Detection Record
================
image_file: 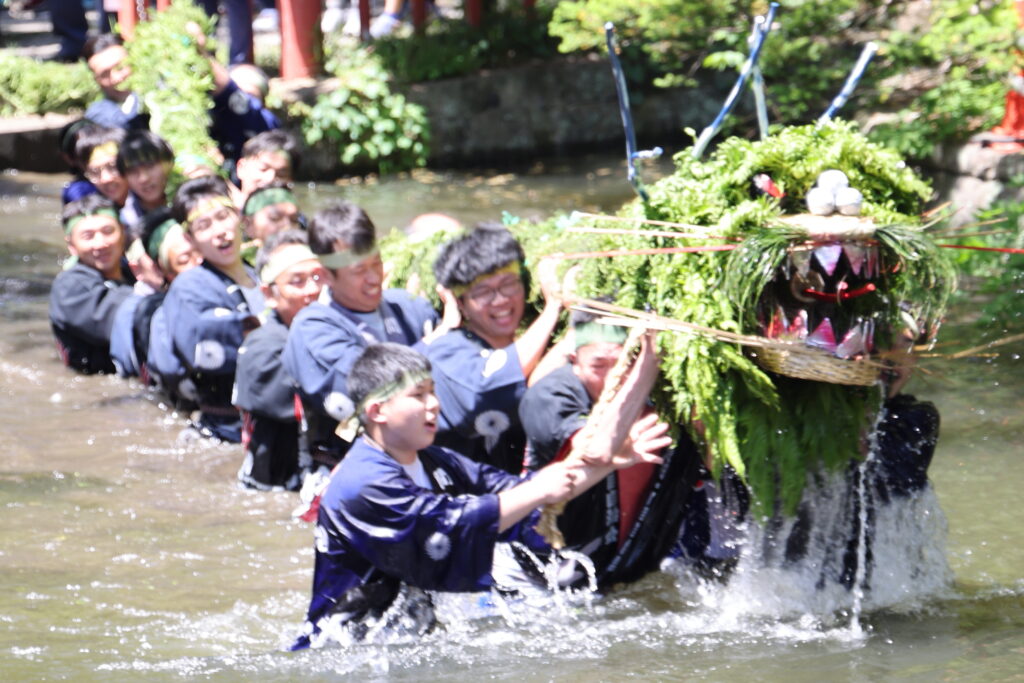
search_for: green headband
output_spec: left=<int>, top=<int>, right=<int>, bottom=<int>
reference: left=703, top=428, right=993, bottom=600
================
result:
left=243, top=187, right=298, bottom=217
left=317, top=246, right=379, bottom=271
left=145, top=217, right=180, bottom=262
left=64, top=207, right=120, bottom=235
left=260, top=243, right=318, bottom=284
left=574, top=320, right=629, bottom=350
left=335, top=368, right=432, bottom=441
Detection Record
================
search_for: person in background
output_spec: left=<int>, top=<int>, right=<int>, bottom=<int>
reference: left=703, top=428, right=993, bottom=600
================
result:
left=420, top=224, right=567, bottom=474
left=283, top=201, right=439, bottom=471
left=58, top=118, right=100, bottom=205
left=49, top=195, right=136, bottom=374
left=162, top=176, right=263, bottom=442
left=234, top=230, right=326, bottom=490
left=242, top=182, right=303, bottom=243
left=75, top=125, right=130, bottom=216
left=82, top=33, right=145, bottom=130
left=234, top=130, right=297, bottom=205
left=116, top=129, right=175, bottom=239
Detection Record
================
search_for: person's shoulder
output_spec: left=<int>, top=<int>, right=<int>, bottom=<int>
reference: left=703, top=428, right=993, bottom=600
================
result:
left=240, top=314, right=287, bottom=350
left=329, top=440, right=401, bottom=499
left=290, top=300, right=357, bottom=334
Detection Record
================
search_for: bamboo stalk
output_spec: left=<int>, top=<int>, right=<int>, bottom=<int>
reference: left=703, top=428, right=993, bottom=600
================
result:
left=552, top=244, right=736, bottom=261
left=947, top=332, right=1024, bottom=360
left=571, top=211, right=728, bottom=235
left=566, top=225, right=733, bottom=241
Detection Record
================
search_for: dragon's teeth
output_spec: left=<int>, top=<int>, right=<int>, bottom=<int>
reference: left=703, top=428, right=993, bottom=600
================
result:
left=813, top=244, right=843, bottom=276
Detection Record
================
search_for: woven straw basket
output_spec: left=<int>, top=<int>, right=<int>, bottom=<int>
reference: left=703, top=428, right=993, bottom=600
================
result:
left=752, top=345, right=882, bottom=386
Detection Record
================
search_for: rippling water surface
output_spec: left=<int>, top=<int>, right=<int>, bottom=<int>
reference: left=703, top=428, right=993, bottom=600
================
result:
left=1, top=163, right=1022, bottom=681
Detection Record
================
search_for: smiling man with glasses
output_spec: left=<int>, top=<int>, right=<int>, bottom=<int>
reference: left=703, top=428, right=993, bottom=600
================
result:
left=420, top=224, right=568, bottom=474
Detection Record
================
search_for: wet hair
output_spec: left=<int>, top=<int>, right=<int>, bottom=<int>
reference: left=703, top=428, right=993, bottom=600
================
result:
left=239, top=129, right=300, bottom=174
left=58, top=118, right=96, bottom=170
left=347, top=342, right=432, bottom=414
left=255, top=229, right=309, bottom=281
left=307, top=200, right=376, bottom=256
left=74, top=124, right=126, bottom=169
left=116, top=129, right=174, bottom=174
left=171, top=175, right=233, bottom=225
left=62, top=193, right=121, bottom=229
left=82, top=32, right=123, bottom=61
left=433, top=223, right=526, bottom=291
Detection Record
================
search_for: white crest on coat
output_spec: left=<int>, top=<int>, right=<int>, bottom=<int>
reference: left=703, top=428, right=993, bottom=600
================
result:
left=482, top=349, right=507, bottom=378
left=425, top=531, right=451, bottom=561
left=475, top=409, right=510, bottom=452
left=323, top=391, right=355, bottom=422
left=194, top=339, right=226, bottom=369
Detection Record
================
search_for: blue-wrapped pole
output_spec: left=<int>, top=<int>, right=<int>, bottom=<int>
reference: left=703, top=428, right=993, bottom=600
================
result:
left=819, top=42, right=879, bottom=124
left=750, top=15, right=770, bottom=139
left=605, top=22, right=662, bottom=202
left=692, top=2, right=779, bottom=159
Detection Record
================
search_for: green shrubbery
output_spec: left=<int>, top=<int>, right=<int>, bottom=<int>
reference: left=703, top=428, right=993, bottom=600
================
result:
left=0, top=55, right=98, bottom=116
left=288, top=46, right=430, bottom=174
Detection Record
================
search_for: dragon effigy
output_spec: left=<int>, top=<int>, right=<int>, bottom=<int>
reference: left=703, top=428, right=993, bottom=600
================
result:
left=381, top=120, right=957, bottom=591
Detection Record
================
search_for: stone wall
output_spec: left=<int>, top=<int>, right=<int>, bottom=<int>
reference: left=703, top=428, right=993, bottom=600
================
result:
left=929, top=142, right=1024, bottom=227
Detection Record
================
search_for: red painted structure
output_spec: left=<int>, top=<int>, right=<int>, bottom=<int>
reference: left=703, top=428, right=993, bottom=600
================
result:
left=987, top=0, right=1024, bottom=152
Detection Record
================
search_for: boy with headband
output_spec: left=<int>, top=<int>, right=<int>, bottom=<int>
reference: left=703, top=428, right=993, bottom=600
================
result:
left=283, top=201, right=439, bottom=471
left=291, top=340, right=671, bottom=649
left=519, top=308, right=704, bottom=589
left=49, top=195, right=136, bottom=374
left=234, top=231, right=326, bottom=490
left=162, top=176, right=264, bottom=441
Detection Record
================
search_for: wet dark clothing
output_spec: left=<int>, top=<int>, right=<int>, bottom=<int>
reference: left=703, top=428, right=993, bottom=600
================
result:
left=291, top=437, right=546, bottom=651
left=84, top=94, right=145, bottom=130
left=520, top=363, right=701, bottom=588
left=283, top=290, right=438, bottom=468
left=234, top=311, right=308, bottom=490
left=49, top=260, right=135, bottom=374
left=161, top=262, right=263, bottom=442
left=418, top=329, right=527, bottom=475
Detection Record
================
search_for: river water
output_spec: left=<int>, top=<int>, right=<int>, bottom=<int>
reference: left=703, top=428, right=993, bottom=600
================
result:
left=1, top=161, right=1022, bottom=681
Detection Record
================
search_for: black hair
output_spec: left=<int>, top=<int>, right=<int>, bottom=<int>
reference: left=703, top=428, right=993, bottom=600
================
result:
left=62, top=193, right=120, bottom=229
left=58, top=118, right=95, bottom=170
left=570, top=296, right=615, bottom=328
left=433, top=223, right=525, bottom=291
left=255, top=229, right=310, bottom=283
left=74, top=124, right=125, bottom=169
left=347, top=343, right=432, bottom=419
left=240, top=129, right=300, bottom=175
left=82, top=32, right=123, bottom=61
left=171, top=175, right=233, bottom=225
left=307, top=200, right=376, bottom=256
left=116, top=129, right=174, bottom=174
left=139, top=206, right=175, bottom=254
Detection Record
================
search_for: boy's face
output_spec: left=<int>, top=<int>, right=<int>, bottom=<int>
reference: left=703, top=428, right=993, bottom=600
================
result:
left=263, top=248, right=326, bottom=326
left=374, top=377, right=440, bottom=454
left=85, top=146, right=129, bottom=205
left=247, top=201, right=300, bottom=242
left=572, top=341, right=623, bottom=402
left=66, top=214, right=124, bottom=279
left=328, top=246, right=384, bottom=313
left=126, top=161, right=170, bottom=208
left=163, top=230, right=202, bottom=281
left=236, top=151, right=291, bottom=195
left=185, top=196, right=242, bottom=270
left=458, top=270, right=525, bottom=346
left=87, top=45, right=131, bottom=101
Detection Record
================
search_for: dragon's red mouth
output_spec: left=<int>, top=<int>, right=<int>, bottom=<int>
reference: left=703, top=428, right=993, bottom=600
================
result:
left=760, top=240, right=882, bottom=360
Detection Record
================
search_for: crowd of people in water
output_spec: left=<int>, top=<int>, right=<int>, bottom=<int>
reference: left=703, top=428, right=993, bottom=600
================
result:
left=46, top=23, right=953, bottom=650
left=45, top=25, right=746, bottom=649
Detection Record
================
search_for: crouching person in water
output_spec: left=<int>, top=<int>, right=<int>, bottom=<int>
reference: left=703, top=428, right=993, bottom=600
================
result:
left=162, top=176, right=264, bottom=441
left=291, top=341, right=670, bottom=650
left=234, top=231, right=326, bottom=490
left=49, top=195, right=137, bottom=374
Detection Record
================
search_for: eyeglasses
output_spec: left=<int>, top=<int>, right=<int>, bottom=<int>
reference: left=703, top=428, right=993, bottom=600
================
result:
left=466, top=276, right=523, bottom=304
left=84, top=162, right=119, bottom=182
